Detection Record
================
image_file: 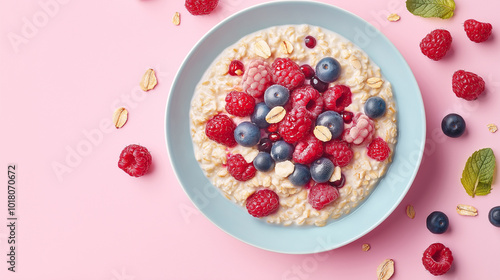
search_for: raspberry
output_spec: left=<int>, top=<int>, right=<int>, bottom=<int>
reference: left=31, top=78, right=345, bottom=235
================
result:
left=118, top=144, right=152, bottom=177
left=420, top=29, right=452, bottom=61
left=279, top=106, right=314, bottom=144
left=293, top=134, right=324, bottom=165
left=205, top=114, right=237, bottom=147
left=367, top=137, right=390, bottom=161
left=308, top=183, right=340, bottom=210
left=185, top=0, right=218, bottom=15
left=241, top=59, right=273, bottom=98
left=227, top=154, right=256, bottom=181
left=246, top=189, right=279, bottom=217
left=325, top=140, right=353, bottom=167
left=225, top=91, right=255, bottom=117
left=291, top=85, right=324, bottom=118
left=464, top=19, right=492, bottom=43
left=343, top=113, right=374, bottom=145
left=271, top=58, right=305, bottom=91
left=452, top=70, right=485, bottom=101
left=422, top=243, right=453, bottom=276
left=323, top=85, right=352, bottom=112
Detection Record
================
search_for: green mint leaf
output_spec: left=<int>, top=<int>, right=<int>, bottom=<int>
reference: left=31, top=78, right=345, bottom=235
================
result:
left=460, top=148, right=495, bottom=197
left=406, top=0, right=456, bottom=19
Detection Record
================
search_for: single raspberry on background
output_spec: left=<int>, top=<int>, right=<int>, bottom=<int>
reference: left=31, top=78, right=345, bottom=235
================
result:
left=205, top=114, right=237, bottom=147
left=323, top=85, right=352, bottom=112
left=343, top=113, right=375, bottom=145
left=293, top=134, right=324, bottom=165
left=291, top=85, right=324, bottom=118
left=325, top=140, right=353, bottom=167
left=185, top=0, right=218, bottom=15
left=246, top=189, right=280, bottom=217
left=308, top=183, right=340, bottom=210
left=271, top=58, right=305, bottom=90
left=464, top=19, right=492, bottom=43
left=452, top=70, right=485, bottom=101
left=419, top=29, right=452, bottom=61
left=118, top=144, right=152, bottom=177
left=227, top=154, right=256, bottom=181
left=225, top=91, right=255, bottom=117
left=367, top=137, right=391, bottom=161
left=241, top=59, right=273, bottom=98
left=422, top=243, right=453, bottom=276
left=279, top=106, right=314, bottom=144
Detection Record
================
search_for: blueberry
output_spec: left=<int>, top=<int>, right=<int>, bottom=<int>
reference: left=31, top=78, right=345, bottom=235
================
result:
left=270, top=140, right=294, bottom=162
left=441, top=113, right=466, bottom=138
left=253, top=152, right=275, bottom=172
left=234, top=122, right=260, bottom=147
left=489, top=206, right=500, bottom=227
left=364, top=96, right=386, bottom=119
left=315, top=57, right=341, bottom=83
left=288, top=164, right=311, bottom=186
left=426, top=211, right=449, bottom=234
left=310, top=76, right=329, bottom=93
left=316, top=111, right=344, bottom=139
left=251, top=102, right=271, bottom=129
left=310, top=157, right=334, bottom=183
left=264, top=85, right=290, bottom=108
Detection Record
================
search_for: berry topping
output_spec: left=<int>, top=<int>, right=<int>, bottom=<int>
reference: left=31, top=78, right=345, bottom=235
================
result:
left=325, top=140, right=353, bottom=167
left=228, top=60, right=244, bottom=76
left=279, top=106, right=314, bottom=143
left=251, top=102, right=271, bottom=129
left=291, top=85, right=324, bottom=118
left=293, top=134, right=324, bottom=165
left=364, top=96, right=386, bottom=119
left=422, top=243, right=453, bottom=276
left=205, top=114, right=237, bottom=147
left=246, top=189, right=279, bottom=217
left=264, top=84, right=290, bottom=108
left=288, top=164, right=312, bottom=187
left=330, top=173, right=345, bottom=188
left=452, top=70, right=485, bottom=101
left=300, top=64, right=315, bottom=79
left=225, top=90, right=255, bottom=117
left=271, top=57, right=306, bottom=90
left=304, top=35, right=317, bottom=48
left=310, top=157, right=335, bottom=183
left=266, top=123, right=279, bottom=133
left=268, top=132, right=281, bottom=142
left=185, top=0, right=218, bottom=15
left=241, top=59, right=273, bottom=98
left=227, top=154, right=257, bottom=181
left=253, top=152, right=275, bottom=172
left=367, top=137, right=390, bottom=161
left=343, top=113, right=375, bottom=145
left=323, top=85, right=352, bottom=113
left=310, top=76, right=329, bottom=93
left=315, top=57, right=341, bottom=83
left=316, top=111, right=344, bottom=140
left=234, top=121, right=261, bottom=147
left=118, top=144, right=152, bottom=177
left=420, top=29, right=452, bottom=61
left=270, top=140, right=294, bottom=162
left=308, top=183, right=339, bottom=210
left=426, top=211, right=449, bottom=234
left=464, top=19, right=492, bottom=43
left=257, top=138, right=273, bottom=153
left=441, top=113, right=466, bottom=138
left=489, top=206, right=500, bottom=227
left=341, top=111, right=354, bottom=124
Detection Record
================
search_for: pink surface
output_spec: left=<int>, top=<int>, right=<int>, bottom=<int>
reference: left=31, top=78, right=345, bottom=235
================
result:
left=1, top=0, right=499, bottom=279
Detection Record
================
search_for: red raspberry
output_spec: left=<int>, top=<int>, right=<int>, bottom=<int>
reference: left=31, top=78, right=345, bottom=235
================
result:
left=293, top=134, right=324, bottom=165
left=227, top=154, right=256, bottom=181
left=367, top=137, right=390, bottom=161
left=271, top=58, right=305, bottom=90
left=241, top=59, right=273, bottom=98
left=118, top=144, right=152, bottom=177
left=291, top=85, right=324, bottom=118
left=343, top=113, right=374, bottom=145
left=225, top=91, right=255, bottom=117
left=308, top=183, right=340, bottom=210
left=279, top=106, right=314, bottom=143
left=323, top=85, right=352, bottom=112
left=452, top=70, right=485, bottom=101
left=422, top=243, right=453, bottom=276
left=420, top=29, right=452, bottom=61
left=205, top=114, right=237, bottom=147
left=185, top=0, right=218, bottom=15
left=464, top=19, right=492, bottom=43
left=325, top=140, right=353, bottom=167
left=228, top=60, right=244, bottom=76
left=246, top=189, right=280, bottom=217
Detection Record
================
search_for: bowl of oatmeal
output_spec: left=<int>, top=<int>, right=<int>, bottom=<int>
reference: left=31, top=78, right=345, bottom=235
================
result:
left=166, top=1, right=425, bottom=254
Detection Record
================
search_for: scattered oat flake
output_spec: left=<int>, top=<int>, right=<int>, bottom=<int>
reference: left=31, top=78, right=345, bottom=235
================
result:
left=487, top=124, right=498, bottom=133
left=377, top=259, right=395, bottom=280
left=406, top=204, right=415, bottom=219
left=387, top=13, right=400, bottom=22
left=362, top=243, right=371, bottom=251
left=140, top=69, right=158, bottom=91
left=112, top=107, right=128, bottom=129
left=456, top=204, right=478, bottom=216
left=172, top=12, right=180, bottom=26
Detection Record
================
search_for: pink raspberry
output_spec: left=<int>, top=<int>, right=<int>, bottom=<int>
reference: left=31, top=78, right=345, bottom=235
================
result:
left=323, top=85, right=352, bottom=112
left=225, top=90, right=255, bottom=117
left=271, top=58, right=305, bottom=90
left=291, top=85, right=324, bottom=118
left=241, top=59, right=273, bottom=98
left=246, top=189, right=280, bottom=217
left=308, top=183, right=340, bottom=210
left=118, top=144, right=152, bottom=177
left=293, top=134, right=324, bottom=165
left=325, top=140, right=353, bottom=167
left=205, top=114, right=237, bottom=147
left=279, top=107, right=314, bottom=144
left=343, top=113, right=374, bottom=145
left=367, top=137, right=391, bottom=161
left=227, top=154, right=256, bottom=181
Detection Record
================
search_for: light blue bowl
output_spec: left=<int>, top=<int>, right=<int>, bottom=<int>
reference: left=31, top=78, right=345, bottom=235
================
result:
left=166, top=1, right=425, bottom=254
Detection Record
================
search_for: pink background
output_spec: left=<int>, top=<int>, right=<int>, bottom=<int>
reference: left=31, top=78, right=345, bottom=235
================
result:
left=1, top=0, right=499, bottom=279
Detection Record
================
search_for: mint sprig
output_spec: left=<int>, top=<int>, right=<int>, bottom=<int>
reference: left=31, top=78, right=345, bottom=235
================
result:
left=406, top=0, right=456, bottom=19
left=461, top=148, right=496, bottom=197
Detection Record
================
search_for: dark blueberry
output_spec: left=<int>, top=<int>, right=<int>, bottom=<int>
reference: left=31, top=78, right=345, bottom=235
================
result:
left=264, top=84, right=290, bottom=108
left=316, top=111, right=344, bottom=139
left=304, top=35, right=316, bottom=48
left=310, top=157, right=335, bottom=183
left=489, top=206, right=500, bottom=227
left=300, top=64, right=315, bottom=79
left=364, top=96, right=386, bottom=119
left=441, top=113, right=466, bottom=138
left=234, top=122, right=260, bottom=147
left=251, top=102, right=271, bottom=129
left=315, top=57, right=341, bottom=83
left=426, top=211, right=449, bottom=234
left=270, top=140, right=294, bottom=162
left=288, top=164, right=311, bottom=187
left=253, top=152, right=275, bottom=172
left=257, top=138, right=273, bottom=153
left=330, top=173, right=345, bottom=188
left=310, top=76, right=329, bottom=93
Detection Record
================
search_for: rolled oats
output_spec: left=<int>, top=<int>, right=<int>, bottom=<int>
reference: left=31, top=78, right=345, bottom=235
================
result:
left=112, top=107, right=128, bottom=129
left=456, top=204, right=478, bottom=216
left=387, top=13, right=400, bottom=22
left=172, top=12, right=180, bottom=26
left=140, top=69, right=158, bottom=91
